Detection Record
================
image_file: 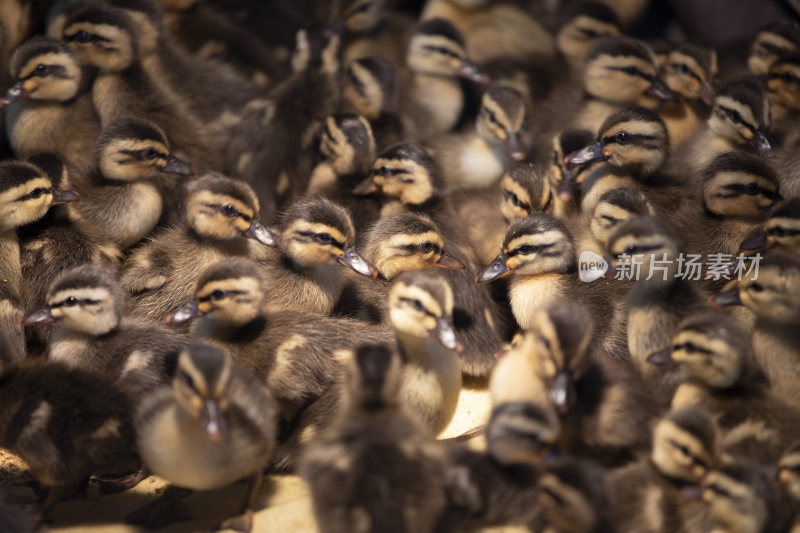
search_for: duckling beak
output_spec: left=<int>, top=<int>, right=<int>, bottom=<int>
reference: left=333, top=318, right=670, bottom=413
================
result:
left=455, top=60, right=489, bottom=84
left=166, top=301, right=204, bottom=324
left=565, top=142, right=606, bottom=167
left=549, top=371, right=575, bottom=415
left=739, top=230, right=770, bottom=252
left=646, top=78, right=680, bottom=102
left=435, top=251, right=466, bottom=270
left=752, top=131, right=772, bottom=157
left=21, top=307, right=56, bottom=325
left=352, top=177, right=379, bottom=195
left=646, top=347, right=676, bottom=365
left=50, top=189, right=79, bottom=206
left=709, top=288, right=742, bottom=306
left=201, top=399, right=225, bottom=441
left=680, top=485, right=706, bottom=503
left=475, top=254, right=512, bottom=282
left=432, top=317, right=464, bottom=352
left=0, top=80, right=32, bottom=107
left=339, top=247, right=378, bottom=277
left=244, top=220, right=279, bottom=246
left=502, top=132, right=527, bottom=161
left=698, top=80, right=715, bottom=106
left=163, top=155, right=194, bottom=176
left=556, top=169, right=578, bottom=202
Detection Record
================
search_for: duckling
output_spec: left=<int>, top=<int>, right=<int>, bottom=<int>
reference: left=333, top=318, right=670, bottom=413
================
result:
left=546, top=128, right=595, bottom=214
left=72, top=116, right=194, bottom=248
left=21, top=264, right=187, bottom=394
left=747, top=20, right=800, bottom=77
left=0, top=159, right=78, bottom=360
left=61, top=4, right=220, bottom=170
left=2, top=36, right=100, bottom=179
left=609, top=407, right=720, bottom=533
left=165, top=257, right=391, bottom=423
left=555, top=1, right=622, bottom=70
left=710, top=251, right=800, bottom=405
left=426, top=82, right=528, bottom=190
left=342, top=56, right=402, bottom=150
left=648, top=312, right=800, bottom=464
left=401, top=17, right=488, bottom=143
left=740, top=198, right=800, bottom=256
left=765, top=52, right=800, bottom=142
left=134, top=342, right=277, bottom=532
left=338, top=0, right=416, bottom=69
left=476, top=213, right=628, bottom=363
left=299, top=344, right=448, bottom=533
left=119, top=172, right=273, bottom=325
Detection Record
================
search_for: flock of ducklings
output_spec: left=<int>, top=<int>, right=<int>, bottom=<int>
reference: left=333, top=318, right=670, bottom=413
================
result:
left=1, top=0, right=800, bottom=532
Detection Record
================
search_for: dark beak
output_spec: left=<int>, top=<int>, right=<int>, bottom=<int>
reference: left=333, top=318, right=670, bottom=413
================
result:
left=502, top=132, right=526, bottom=161
left=1, top=81, right=32, bottom=107
left=352, top=177, right=379, bottom=195
left=166, top=301, right=203, bottom=324
left=752, top=131, right=773, bottom=157
left=21, top=307, right=56, bottom=325
left=566, top=142, right=606, bottom=167
left=646, top=347, right=675, bottom=365
left=549, top=371, right=575, bottom=415
left=338, top=246, right=378, bottom=277
left=50, top=189, right=79, bottom=206
left=163, top=155, right=195, bottom=176
left=455, top=59, right=489, bottom=84
left=739, top=230, right=770, bottom=252
left=476, top=253, right=511, bottom=282
left=709, top=288, right=742, bottom=306
left=431, top=317, right=464, bottom=352
left=435, top=251, right=466, bottom=270
left=646, top=78, right=680, bottom=102
left=698, top=80, right=715, bottom=106
left=201, top=399, right=225, bottom=441
left=680, top=485, right=706, bottom=503
left=244, top=220, right=279, bottom=246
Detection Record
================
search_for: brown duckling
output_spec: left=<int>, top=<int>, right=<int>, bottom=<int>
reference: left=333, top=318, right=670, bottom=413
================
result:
left=546, top=128, right=596, bottom=215
left=747, top=20, right=800, bottom=77
left=338, top=0, right=415, bottom=70
left=341, top=56, right=402, bottom=150
left=740, top=198, right=800, bottom=256
left=555, top=1, right=622, bottom=70
left=765, top=51, right=800, bottom=143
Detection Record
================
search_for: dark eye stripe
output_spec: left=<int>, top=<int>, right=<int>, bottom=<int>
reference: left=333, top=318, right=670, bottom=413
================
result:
left=602, top=133, right=657, bottom=146
left=607, top=65, right=654, bottom=81
left=51, top=298, right=101, bottom=308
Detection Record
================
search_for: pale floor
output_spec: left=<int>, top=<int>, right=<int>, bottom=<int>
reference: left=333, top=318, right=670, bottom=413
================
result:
left=0, top=387, right=529, bottom=532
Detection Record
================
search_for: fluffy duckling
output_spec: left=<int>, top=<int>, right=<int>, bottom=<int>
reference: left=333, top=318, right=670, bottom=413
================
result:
left=609, top=407, right=720, bottom=533
left=555, top=1, right=622, bottom=70
left=338, top=0, right=415, bottom=69
left=765, top=52, right=800, bottom=142
left=166, top=257, right=391, bottom=422
left=120, top=172, right=273, bottom=325
left=134, top=343, right=277, bottom=532
left=649, top=312, right=800, bottom=463
left=401, top=18, right=488, bottom=142
left=427, top=82, right=527, bottom=190
left=740, top=198, right=800, bottom=256
left=1, top=36, right=100, bottom=179
left=341, top=57, right=402, bottom=150
left=21, top=264, right=187, bottom=393
left=73, top=116, right=194, bottom=248
left=546, top=128, right=595, bottom=214
left=575, top=186, right=654, bottom=258
left=477, top=213, right=627, bottom=363
left=300, top=344, right=448, bottom=533
left=747, top=20, right=800, bottom=77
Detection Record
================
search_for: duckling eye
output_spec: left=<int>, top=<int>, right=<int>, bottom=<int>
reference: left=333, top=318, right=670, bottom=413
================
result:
left=28, top=187, right=49, bottom=199
left=400, top=177, right=414, bottom=184
left=143, top=148, right=158, bottom=159
left=679, top=63, right=690, bottom=74
left=33, top=64, right=48, bottom=76
left=615, top=132, right=630, bottom=144
left=518, top=245, right=536, bottom=255
left=211, top=289, right=225, bottom=301
left=746, top=183, right=760, bottom=195
left=509, top=192, right=521, bottom=207
left=317, top=233, right=332, bottom=244
left=182, top=372, right=195, bottom=390
left=748, top=282, right=764, bottom=293
left=768, top=226, right=787, bottom=237
left=677, top=443, right=690, bottom=457
left=623, top=245, right=636, bottom=255
left=223, top=205, right=237, bottom=217
left=63, top=296, right=78, bottom=307
left=413, top=299, right=424, bottom=311
left=376, top=166, right=388, bottom=175
left=707, top=483, right=729, bottom=497
left=621, top=66, right=639, bottom=76
left=74, top=30, right=92, bottom=43
left=684, top=342, right=700, bottom=353
left=419, top=241, right=433, bottom=253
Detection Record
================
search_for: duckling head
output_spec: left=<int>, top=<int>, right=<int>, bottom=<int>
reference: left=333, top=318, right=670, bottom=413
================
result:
left=107, top=0, right=166, bottom=59
left=345, top=344, right=402, bottom=411
left=62, top=5, right=138, bottom=72
left=766, top=51, right=800, bottom=118
left=361, top=213, right=464, bottom=279
left=2, top=37, right=82, bottom=107
left=354, top=142, right=440, bottom=205
left=549, top=128, right=595, bottom=202
left=476, top=83, right=526, bottom=161
left=486, top=400, right=560, bottom=466
left=605, top=215, right=681, bottom=283
left=0, top=160, right=78, bottom=231
left=778, top=441, right=800, bottom=501
left=589, top=187, right=653, bottom=247
left=708, top=80, right=772, bottom=156
left=343, top=57, right=397, bottom=120
left=21, top=264, right=123, bottom=336
left=477, top=213, right=575, bottom=282
left=499, top=162, right=552, bottom=222
left=167, top=258, right=266, bottom=326
left=748, top=20, right=800, bottom=76
left=319, top=113, right=375, bottom=176
left=699, top=465, right=773, bottom=533
left=338, top=0, right=384, bottom=33
left=567, top=106, right=670, bottom=177
left=98, top=117, right=194, bottom=181
left=556, top=1, right=622, bottom=68
left=388, top=270, right=462, bottom=352
left=276, top=196, right=377, bottom=277
left=406, top=18, right=487, bottom=83
left=174, top=343, right=237, bottom=441
left=741, top=198, right=800, bottom=254
left=652, top=407, right=720, bottom=483
left=582, top=36, right=678, bottom=105
left=291, top=24, right=340, bottom=75
left=648, top=312, right=748, bottom=389
left=661, top=43, right=717, bottom=105
left=183, top=173, right=273, bottom=244
left=538, top=458, right=611, bottom=533
left=701, top=152, right=780, bottom=218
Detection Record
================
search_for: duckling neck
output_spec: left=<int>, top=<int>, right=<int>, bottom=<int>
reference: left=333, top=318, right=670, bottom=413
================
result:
left=509, top=271, right=570, bottom=329
left=192, top=315, right=268, bottom=344
left=408, top=73, right=464, bottom=139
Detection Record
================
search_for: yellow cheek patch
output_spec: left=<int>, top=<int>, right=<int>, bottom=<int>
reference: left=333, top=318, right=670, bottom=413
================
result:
left=284, top=220, right=349, bottom=247
left=390, top=282, right=444, bottom=317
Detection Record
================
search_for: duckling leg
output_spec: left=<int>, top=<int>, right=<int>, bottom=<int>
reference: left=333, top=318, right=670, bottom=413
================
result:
left=95, top=465, right=150, bottom=494
left=214, top=472, right=264, bottom=533
left=124, top=485, right=192, bottom=530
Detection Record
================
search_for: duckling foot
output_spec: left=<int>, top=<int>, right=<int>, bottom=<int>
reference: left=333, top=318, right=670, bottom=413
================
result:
left=124, top=486, right=192, bottom=530
left=214, top=509, right=253, bottom=532
left=95, top=465, right=150, bottom=494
